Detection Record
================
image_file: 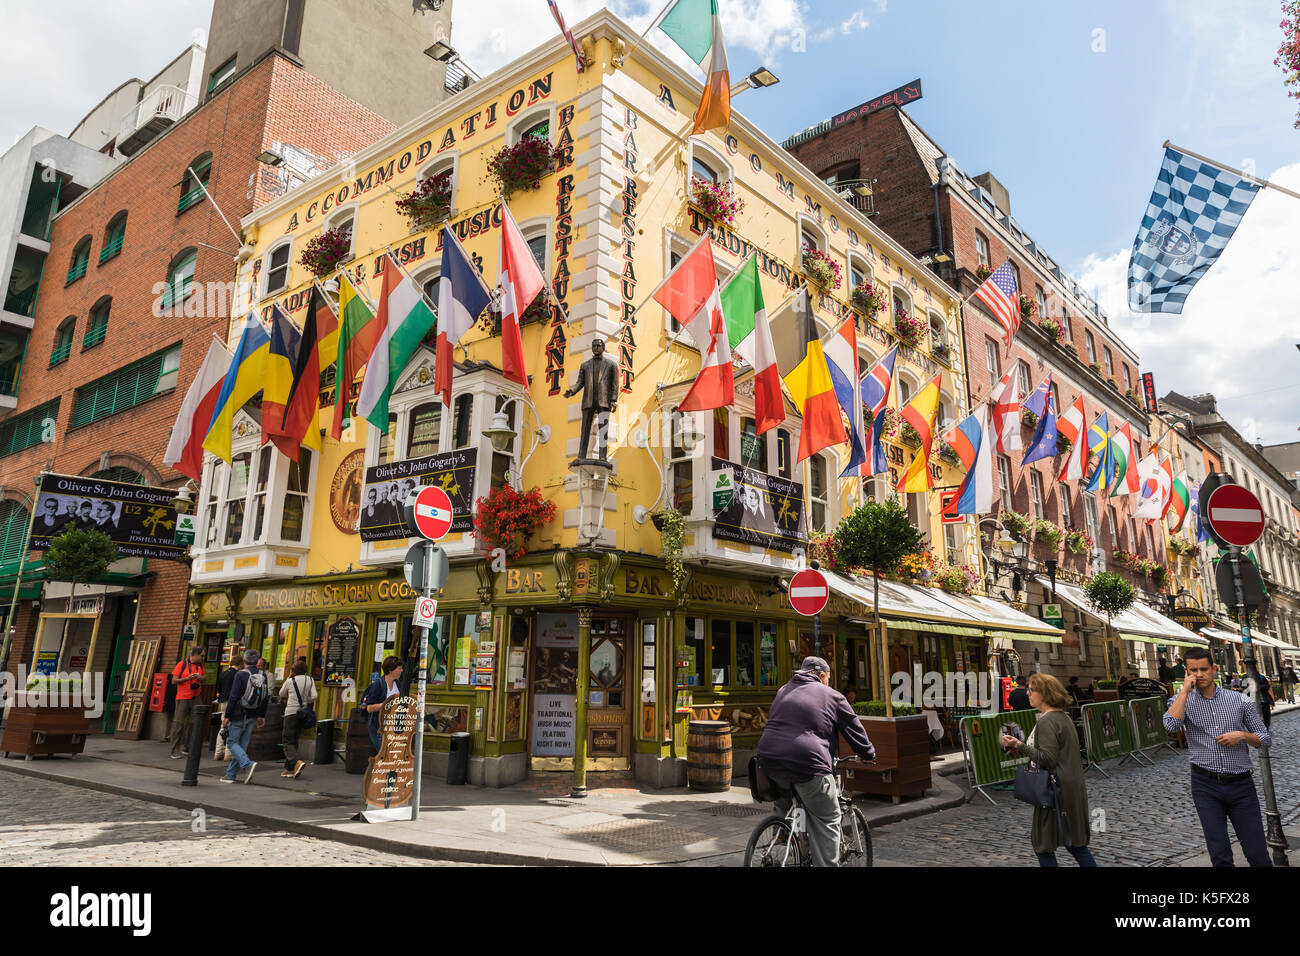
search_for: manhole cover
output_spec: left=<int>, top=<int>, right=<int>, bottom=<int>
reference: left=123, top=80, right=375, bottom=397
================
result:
left=710, top=804, right=766, bottom=818
left=570, top=819, right=713, bottom=851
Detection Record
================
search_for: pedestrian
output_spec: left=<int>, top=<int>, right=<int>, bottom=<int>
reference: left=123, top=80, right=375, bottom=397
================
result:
left=1000, top=673, right=1096, bottom=867
left=1065, top=676, right=1083, bottom=704
left=360, top=656, right=404, bottom=752
left=1008, top=675, right=1031, bottom=711
left=221, top=649, right=269, bottom=784
left=1254, top=674, right=1274, bottom=729
left=1163, top=647, right=1272, bottom=867
left=1171, top=657, right=1186, bottom=681
left=257, top=657, right=277, bottom=695
left=277, top=660, right=317, bottom=778
left=1158, top=656, right=1174, bottom=685
left=1284, top=663, right=1298, bottom=704
left=213, top=654, right=245, bottom=761
left=167, top=647, right=206, bottom=759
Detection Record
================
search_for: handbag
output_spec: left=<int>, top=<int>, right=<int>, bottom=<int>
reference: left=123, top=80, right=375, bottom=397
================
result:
left=1013, top=749, right=1060, bottom=808
left=291, top=677, right=317, bottom=730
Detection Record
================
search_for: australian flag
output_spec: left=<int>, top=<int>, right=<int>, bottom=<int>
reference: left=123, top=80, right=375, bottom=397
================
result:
left=860, top=345, right=898, bottom=477
left=1127, top=146, right=1260, bottom=314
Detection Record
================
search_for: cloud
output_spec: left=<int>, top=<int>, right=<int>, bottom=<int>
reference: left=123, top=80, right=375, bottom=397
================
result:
left=1075, top=162, right=1300, bottom=447
left=812, top=7, right=873, bottom=44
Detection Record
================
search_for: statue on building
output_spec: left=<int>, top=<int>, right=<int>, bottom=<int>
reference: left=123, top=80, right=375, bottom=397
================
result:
left=564, top=338, right=619, bottom=461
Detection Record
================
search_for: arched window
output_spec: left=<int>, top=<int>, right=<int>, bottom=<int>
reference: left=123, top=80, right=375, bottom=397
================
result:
left=848, top=254, right=872, bottom=292
left=50, top=317, right=75, bottom=367
left=179, top=153, right=212, bottom=213
left=929, top=312, right=946, bottom=349
left=67, top=236, right=92, bottom=284
left=100, top=212, right=127, bottom=264
left=799, top=220, right=826, bottom=254
left=93, top=467, right=143, bottom=484
left=84, top=296, right=111, bottom=349
left=264, top=240, right=292, bottom=295
left=325, top=206, right=356, bottom=259
left=892, top=286, right=913, bottom=318
left=407, top=401, right=442, bottom=458
left=416, top=154, right=458, bottom=222
left=0, top=499, right=30, bottom=568
left=692, top=156, right=718, bottom=183
left=162, top=248, right=197, bottom=310
left=512, top=108, right=553, bottom=145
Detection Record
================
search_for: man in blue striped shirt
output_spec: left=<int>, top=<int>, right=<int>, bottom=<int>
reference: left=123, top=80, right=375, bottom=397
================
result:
left=1164, top=647, right=1271, bottom=867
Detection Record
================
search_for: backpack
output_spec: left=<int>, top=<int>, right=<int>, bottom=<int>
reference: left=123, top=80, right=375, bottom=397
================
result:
left=239, top=668, right=267, bottom=713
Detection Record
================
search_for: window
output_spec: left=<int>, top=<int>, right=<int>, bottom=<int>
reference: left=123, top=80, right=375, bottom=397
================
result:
left=740, top=417, right=766, bottom=472
left=692, top=156, right=718, bottom=183
left=1084, top=492, right=1100, bottom=550
left=1060, top=313, right=1072, bottom=343
left=224, top=452, right=251, bottom=546
left=208, top=55, right=237, bottom=95
left=281, top=451, right=312, bottom=541
left=84, top=297, right=110, bottom=348
left=93, top=467, right=142, bottom=484
left=1145, top=525, right=1155, bottom=560
left=1109, top=505, right=1120, bottom=548
left=1084, top=330, right=1097, bottom=364
left=453, top=395, right=473, bottom=448
left=776, top=429, right=791, bottom=480
left=250, top=447, right=273, bottom=540
left=1030, top=470, right=1045, bottom=519
left=203, top=461, right=222, bottom=549
left=407, top=402, right=441, bottom=458
left=929, top=314, right=945, bottom=350
left=1123, top=365, right=1133, bottom=392
left=848, top=255, right=871, bottom=291
left=265, top=243, right=291, bottom=295
left=975, top=232, right=990, bottom=268
left=712, top=407, right=729, bottom=460
left=161, top=249, right=197, bottom=310
left=898, top=377, right=912, bottom=405
left=809, top=454, right=829, bottom=534
left=943, top=523, right=961, bottom=565
left=377, top=414, right=398, bottom=465
left=69, top=344, right=181, bottom=428
left=0, top=499, right=29, bottom=568
left=1103, top=347, right=1114, bottom=379
left=820, top=161, right=860, bottom=189
left=670, top=411, right=695, bottom=514
left=800, top=225, right=825, bottom=254
left=735, top=621, right=755, bottom=687
left=710, top=619, right=731, bottom=686
left=100, top=213, right=126, bottom=263
left=0, top=399, right=57, bottom=458
left=1059, top=482, right=1072, bottom=527
left=984, top=337, right=1000, bottom=381
left=178, top=154, right=211, bottom=213
left=1016, top=359, right=1031, bottom=399
left=997, top=455, right=1013, bottom=511
left=520, top=117, right=550, bottom=142
left=490, top=395, right=519, bottom=490
left=325, top=207, right=356, bottom=259
left=666, top=250, right=682, bottom=333
left=67, top=236, right=91, bottom=284
left=50, top=318, right=75, bottom=366
left=1035, top=286, right=1046, bottom=322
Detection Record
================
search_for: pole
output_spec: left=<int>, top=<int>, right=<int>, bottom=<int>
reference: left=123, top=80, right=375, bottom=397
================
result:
left=1162, top=141, right=1300, bottom=202
left=411, top=540, right=433, bottom=822
left=0, top=472, right=46, bottom=674
left=181, top=704, right=210, bottom=787
left=1229, top=546, right=1288, bottom=866
left=571, top=605, right=592, bottom=797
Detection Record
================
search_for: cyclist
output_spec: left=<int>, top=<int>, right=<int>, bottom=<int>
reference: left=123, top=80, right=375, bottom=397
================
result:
left=756, top=656, right=875, bottom=866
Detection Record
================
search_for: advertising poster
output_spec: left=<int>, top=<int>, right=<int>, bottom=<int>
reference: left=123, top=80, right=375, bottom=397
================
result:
left=30, top=473, right=190, bottom=560
left=709, top=457, right=806, bottom=553
left=358, top=449, right=476, bottom=541
left=531, top=612, right=578, bottom=756
left=964, top=709, right=1038, bottom=787
left=1083, top=700, right=1134, bottom=761
left=1129, top=697, right=1168, bottom=750
left=530, top=694, right=575, bottom=756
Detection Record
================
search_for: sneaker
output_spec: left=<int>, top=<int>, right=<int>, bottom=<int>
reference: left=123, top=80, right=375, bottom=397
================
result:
left=220, top=778, right=235, bottom=784
left=292, top=760, right=305, bottom=778
left=280, top=770, right=293, bottom=777
left=170, top=754, right=183, bottom=760
left=243, top=762, right=257, bottom=784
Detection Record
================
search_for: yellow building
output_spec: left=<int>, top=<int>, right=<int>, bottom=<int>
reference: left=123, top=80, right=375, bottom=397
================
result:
left=186, top=9, right=1025, bottom=787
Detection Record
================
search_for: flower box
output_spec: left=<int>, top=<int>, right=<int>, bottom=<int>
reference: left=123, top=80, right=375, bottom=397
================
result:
left=395, top=171, right=453, bottom=231
left=836, top=714, right=932, bottom=803
left=893, top=308, right=925, bottom=348
left=850, top=281, right=884, bottom=320
left=801, top=247, right=841, bottom=292
left=689, top=175, right=744, bottom=227
left=298, top=227, right=353, bottom=278
left=488, top=137, right=565, bottom=199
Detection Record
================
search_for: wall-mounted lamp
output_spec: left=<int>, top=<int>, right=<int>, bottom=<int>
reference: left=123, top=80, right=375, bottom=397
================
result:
left=747, top=67, right=780, bottom=88
left=424, top=40, right=457, bottom=62
left=256, top=149, right=284, bottom=166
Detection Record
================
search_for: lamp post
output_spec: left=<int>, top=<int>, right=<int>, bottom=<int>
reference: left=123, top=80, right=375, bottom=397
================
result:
left=481, top=395, right=550, bottom=490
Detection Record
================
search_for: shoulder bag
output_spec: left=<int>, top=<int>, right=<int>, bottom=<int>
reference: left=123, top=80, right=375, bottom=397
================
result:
left=292, top=676, right=317, bottom=730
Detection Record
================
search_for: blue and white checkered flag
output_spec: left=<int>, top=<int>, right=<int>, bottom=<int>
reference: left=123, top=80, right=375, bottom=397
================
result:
left=1127, top=146, right=1260, bottom=314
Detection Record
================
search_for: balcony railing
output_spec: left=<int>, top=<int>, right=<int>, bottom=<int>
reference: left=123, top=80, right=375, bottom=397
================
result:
left=66, top=259, right=88, bottom=284
left=49, top=341, right=71, bottom=367
left=445, top=61, right=471, bottom=95
left=99, top=234, right=124, bottom=263
left=83, top=321, right=107, bottom=349
left=118, top=85, right=198, bottom=157
left=833, top=180, right=877, bottom=217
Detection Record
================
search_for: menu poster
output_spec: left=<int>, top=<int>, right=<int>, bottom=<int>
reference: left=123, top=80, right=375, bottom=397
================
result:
left=474, top=641, right=495, bottom=689
left=530, top=693, right=575, bottom=756
left=507, top=647, right=527, bottom=690
left=358, top=449, right=477, bottom=541
left=324, top=617, right=360, bottom=685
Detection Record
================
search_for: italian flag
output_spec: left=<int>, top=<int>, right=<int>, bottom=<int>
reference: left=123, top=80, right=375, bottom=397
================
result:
left=329, top=273, right=377, bottom=439
left=1168, top=471, right=1190, bottom=533
left=721, top=254, right=783, bottom=433
left=659, top=0, right=731, bottom=134
left=355, top=253, right=436, bottom=431
left=1108, top=420, right=1140, bottom=496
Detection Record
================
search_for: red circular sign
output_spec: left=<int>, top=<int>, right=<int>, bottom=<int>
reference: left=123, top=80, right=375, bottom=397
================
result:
left=789, top=568, right=830, bottom=616
left=407, top=486, right=454, bottom=541
left=1205, top=484, right=1265, bottom=548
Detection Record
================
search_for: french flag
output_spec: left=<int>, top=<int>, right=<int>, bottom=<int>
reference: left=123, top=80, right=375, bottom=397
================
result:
left=859, top=345, right=898, bottom=477
left=941, top=406, right=993, bottom=517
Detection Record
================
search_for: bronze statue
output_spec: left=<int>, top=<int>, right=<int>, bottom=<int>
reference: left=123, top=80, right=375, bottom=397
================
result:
left=563, top=339, right=619, bottom=461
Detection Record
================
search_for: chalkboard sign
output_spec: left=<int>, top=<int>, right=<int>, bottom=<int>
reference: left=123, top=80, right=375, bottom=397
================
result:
left=325, top=616, right=360, bottom=685
left=1118, top=677, right=1169, bottom=701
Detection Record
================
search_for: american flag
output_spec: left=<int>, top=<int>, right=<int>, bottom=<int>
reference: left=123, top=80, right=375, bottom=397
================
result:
left=974, top=260, right=1020, bottom=343
left=548, top=0, right=585, bottom=72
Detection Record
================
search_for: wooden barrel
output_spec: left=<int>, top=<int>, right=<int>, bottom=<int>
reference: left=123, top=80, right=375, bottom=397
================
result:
left=345, top=707, right=375, bottom=774
left=247, top=699, right=285, bottom=761
left=686, top=720, right=732, bottom=792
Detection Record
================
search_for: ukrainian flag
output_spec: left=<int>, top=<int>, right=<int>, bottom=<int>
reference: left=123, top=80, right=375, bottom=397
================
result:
left=203, top=312, right=271, bottom=462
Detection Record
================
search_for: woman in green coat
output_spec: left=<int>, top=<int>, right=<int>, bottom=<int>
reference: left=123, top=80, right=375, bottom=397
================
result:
left=1000, top=673, right=1096, bottom=866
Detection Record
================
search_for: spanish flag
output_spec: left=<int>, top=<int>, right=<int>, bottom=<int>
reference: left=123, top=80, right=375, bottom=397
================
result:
left=897, top=372, right=942, bottom=493
left=659, top=0, right=731, bottom=134
left=203, top=312, right=270, bottom=463
left=782, top=289, right=846, bottom=463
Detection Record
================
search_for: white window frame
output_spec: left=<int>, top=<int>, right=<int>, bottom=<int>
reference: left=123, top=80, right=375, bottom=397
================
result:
left=997, top=455, right=1013, bottom=511
left=1059, top=482, right=1072, bottom=527
left=975, top=232, right=990, bottom=268
left=807, top=452, right=834, bottom=536
left=847, top=252, right=873, bottom=293
left=984, top=337, right=1000, bottom=382
left=1085, top=330, right=1097, bottom=364
left=1030, top=470, right=1045, bottom=519
left=262, top=238, right=294, bottom=298
left=689, top=141, right=732, bottom=185
left=324, top=203, right=359, bottom=260
left=509, top=105, right=557, bottom=146
left=928, top=311, right=946, bottom=349
left=417, top=151, right=460, bottom=220
left=517, top=216, right=552, bottom=276
left=1016, top=359, right=1031, bottom=400
left=798, top=216, right=828, bottom=255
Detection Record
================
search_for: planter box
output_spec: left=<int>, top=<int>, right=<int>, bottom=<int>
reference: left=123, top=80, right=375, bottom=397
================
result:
left=1092, top=689, right=1120, bottom=702
left=2, top=702, right=92, bottom=758
left=837, top=714, right=931, bottom=803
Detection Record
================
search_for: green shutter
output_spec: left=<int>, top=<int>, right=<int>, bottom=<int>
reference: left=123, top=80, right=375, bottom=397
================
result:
left=70, top=348, right=171, bottom=428
left=0, top=500, right=29, bottom=567
left=0, top=400, right=58, bottom=458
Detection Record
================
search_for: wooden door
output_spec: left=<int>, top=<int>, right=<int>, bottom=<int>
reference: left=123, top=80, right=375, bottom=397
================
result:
left=586, top=614, right=630, bottom=770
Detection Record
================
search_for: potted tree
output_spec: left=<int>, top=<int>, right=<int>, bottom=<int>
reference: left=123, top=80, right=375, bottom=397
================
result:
left=1084, top=571, right=1136, bottom=688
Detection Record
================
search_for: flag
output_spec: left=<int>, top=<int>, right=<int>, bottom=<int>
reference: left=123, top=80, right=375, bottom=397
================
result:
left=1109, top=421, right=1139, bottom=496
left=1158, top=457, right=1176, bottom=519
left=311, top=281, right=340, bottom=373
left=1056, top=396, right=1088, bottom=481
left=721, top=254, right=782, bottom=433
left=823, top=319, right=866, bottom=476
left=1169, top=471, right=1190, bottom=533
left=655, top=236, right=732, bottom=412
left=547, top=0, right=585, bottom=71
left=660, top=0, right=730, bottom=134
left=941, top=406, right=993, bottom=517
left=1190, top=482, right=1211, bottom=544
left=1022, top=373, right=1053, bottom=418
left=859, top=346, right=898, bottom=477
left=262, top=305, right=304, bottom=457
left=1022, top=392, right=1058, bottom=466
left=203, top=313, right=270, bottom=462
left=989, top=371, right=1022, bottom=455
left=896, top=373, right=942, bottom=493
left=1133, top=454, right=1171, bottom=519
left=163, top=338, right=232, bottom=481
left=1127, top=146, right=1261, bottom=314
left=435, top=227, right=493, bottom=407
left=1083, top=413, right=1112, bottom=493
left=783, top=288, right=846, bottom=463
left=973, top=260, right=1020, bottom=344
left=357, top=253, right=438, bottom=430
left=328, top=274, right=377, bottom=439
left=279, top=288, right=328, bottom=462
left=499, top=201, right=546, bottom=386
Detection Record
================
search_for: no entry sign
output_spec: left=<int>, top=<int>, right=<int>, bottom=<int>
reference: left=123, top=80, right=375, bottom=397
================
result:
left=789, top=568, right=830, bottom=616
left=405, top=486, right=454, bottom=541
left=1205, top=484, right=1265, bottom=548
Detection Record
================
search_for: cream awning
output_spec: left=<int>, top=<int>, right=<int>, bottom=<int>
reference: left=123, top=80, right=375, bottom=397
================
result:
left=1042, top=578, right=1208, bottom=646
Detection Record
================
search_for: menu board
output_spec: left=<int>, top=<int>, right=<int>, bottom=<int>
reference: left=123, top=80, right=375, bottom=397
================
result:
left=324, top=617, right=360, bottom=685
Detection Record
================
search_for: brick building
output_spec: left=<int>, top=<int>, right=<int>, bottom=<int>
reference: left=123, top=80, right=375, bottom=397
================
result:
left=785, top=102, right=1191, bottom=681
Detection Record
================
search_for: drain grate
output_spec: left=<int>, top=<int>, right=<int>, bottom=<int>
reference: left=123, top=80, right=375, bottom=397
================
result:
left=709, top=804, right=766, bottom=818
left=569, top=819, right=713, bottom=851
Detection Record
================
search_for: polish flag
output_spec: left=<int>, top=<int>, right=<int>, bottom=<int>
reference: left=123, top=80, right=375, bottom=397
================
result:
left=163, top=338, right=232, bottom=482
left=1056, top=396, right=1089, bottom=481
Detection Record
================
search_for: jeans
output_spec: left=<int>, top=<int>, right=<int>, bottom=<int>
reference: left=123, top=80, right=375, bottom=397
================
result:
left=368, top=722, right=382, bottom=753
left=224, top=717, right=258, bottom=779
left=282, top=713, right=303, bottom=770
left=168, top=697, right=195, bottom=756
left=1036, top=846, right=1097, bottom=867
left=1190, top=771, right=1272, bottom=867
left=769, top=769, right=842, bottom=867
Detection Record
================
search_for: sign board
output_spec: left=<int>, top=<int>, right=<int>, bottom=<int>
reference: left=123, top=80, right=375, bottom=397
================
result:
left=1141, top=372, right=1159, bottom=413
left=1081, top=699, right=1133, bottom=762
left=324, top=616, right=360, bottom=685
left=1118, top=678, right=1168, bottom=701
left=830, top=78, right=923, bottom=129
left=29, top=473, right=190, bottom=561
left=1170, top=606, right=1211, bottom=630
left=359, top=449, right=476, bottom=542
left=788, top=568, right=829, bottom=617
left=961, top=709, right=1037, bottom=788
left=1205, top=485, right=1266, bottom=548
left=1129, top=697, right=1168, bottom=750
left=709, top=468, right=734, bottom=510
left=1041, top=603, right=1064, bottom=630
left=403, top=542, right=449, bottom=593
left=1214, top=554, right=1265, bottom=610
left=405, top=485, right=455, bottom=541
left=361, top=695, right=419, bottom=817
left=939, top=490, right=963, bottom=524
left=174, top=513, right=196, bottom=546
left=413, top=596, right=438, bottom=629
left=710, top=457, right=806, bottom=553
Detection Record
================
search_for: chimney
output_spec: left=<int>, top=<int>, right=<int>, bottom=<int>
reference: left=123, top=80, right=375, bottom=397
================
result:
left=973, top=172, right=1010, bottom=215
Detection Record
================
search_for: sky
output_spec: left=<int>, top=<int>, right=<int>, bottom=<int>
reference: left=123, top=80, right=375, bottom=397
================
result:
left=4, top=0, right=1297, bottom=443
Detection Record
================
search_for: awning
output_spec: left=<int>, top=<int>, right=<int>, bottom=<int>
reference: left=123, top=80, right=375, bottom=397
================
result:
left=876, top=618, right=985, bottom=637
left=1202, top=627, right=1242, bottom=644
left=1043, top=578, right=1208, bottom=646
left=1246, top=632, right=1295, bottom=651
left=1141, top=637, right=1208, bottom=650
left=986, top=629, right=1063, bottom=644
left=925, top=588, right=1065, bottom=639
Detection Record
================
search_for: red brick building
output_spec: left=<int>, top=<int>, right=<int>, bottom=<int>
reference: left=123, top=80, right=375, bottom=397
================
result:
left=786, top=104, right=1173, bottom=680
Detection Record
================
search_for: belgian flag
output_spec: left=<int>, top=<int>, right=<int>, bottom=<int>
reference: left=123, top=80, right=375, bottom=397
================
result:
left=782, top=288, right=846, bottom=463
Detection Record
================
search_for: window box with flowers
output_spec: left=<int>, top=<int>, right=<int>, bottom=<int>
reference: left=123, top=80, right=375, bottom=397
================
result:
left=873, top=406, right=901, bottom=443
left=1022, top=409, right=1039, bottom=429
left=898, top=547, right=936, bottom=584
left=689, top=175, right=744, bottom=227
left=487, top=137, right=566, bottom=199
left=932, top=439, right=961, bottom=467
left=801, top=247, right=841, bottom=292
left=893, top=308, right=925, bottom=348
left=809, top=532, right=849, bottom=575
left=934, top=564, right=978, bottom=595
left=999, top=509, right=1031, bottom=539
left=1151, top=564, right=1170, bottom=590
left=1064, top=528, right=1093, bottom=555
left=930, top=341, right=952, bottom=364
left=1033, top=519, right=1064, bottom=551
left=899, top=420, right=922, bottom=448
left=1018, top=294, right=1037, bottom=323
left=1039, top=317, right=1066, bottom=346
left=472, top=485, right=557, bottom=560
left=298, top=227, right=353, bottom=278
left=1088, top=361, right=1104, bottom=376
left=1112, top=548, right=1142, bottom=572
left=1125, top=388, right=1141, bottom=406
left=975, top=263, right=992, bottom=282
left=850, top=282, right=884, bottom=321
left=395, top=171, right=453, bottom=231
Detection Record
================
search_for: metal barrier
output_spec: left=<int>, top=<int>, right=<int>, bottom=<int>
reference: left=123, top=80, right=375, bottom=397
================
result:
left=959, top=708, right=1038, bottom=805
left=1126, top=696, right=1175, bottom=765
left=1079, top=699, right=1134, bottom=776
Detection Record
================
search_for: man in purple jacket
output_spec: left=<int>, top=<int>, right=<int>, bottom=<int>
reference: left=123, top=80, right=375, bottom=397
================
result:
left=757, top=657, right=876, bottom=866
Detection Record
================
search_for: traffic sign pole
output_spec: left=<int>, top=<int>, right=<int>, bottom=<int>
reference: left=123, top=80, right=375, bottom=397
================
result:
left=410, top=541, right=434, bottom=823
left=1229, top=547, right=1288, bottom=866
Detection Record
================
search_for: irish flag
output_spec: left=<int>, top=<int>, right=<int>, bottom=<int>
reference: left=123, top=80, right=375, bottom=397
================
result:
left=721, top=254, right=782, bottom=433
left=659, top=0, right=731, bottom=134
left=329, top=274, right=377, bottom=439
left=1168, top=471, right=1190, bottom=533
left=356, top=253, right=437, bottom=431
left=163, top=338, right=231, bottom=481
left=654, top=236, right=732, bottom=411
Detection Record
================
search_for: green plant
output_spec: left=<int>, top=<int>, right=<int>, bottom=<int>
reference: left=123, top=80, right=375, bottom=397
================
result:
left=653, top=509, right=687, bottom=594
left=1151, top=565, right=1170, bottom=590
left=1096, top=678, right=1120, bottom=690
left=1018, top=294, right=1037, bottom=321
left=689, top=175, right=745, bottom=226
left=486, top=136, right=566, bottom=199
left=933, top=564, right=978, bottom=594
left=850, top=281, right=884, bottom=319
left=975, top=263, right=992, bottom=281
left=297, top=226, right=353, bottom=277
left=900, top=420, right=922, bottom=447
left=1033, top=519, right=1063, bottom=551
left=1039, top=316, right=1065, bottom=345
left=893, top=308, right=925, bottom=347
left=1056, top=432, right=1073, bottom=457
left=854, top=699, right=918, bottom=717
left=1022, top=408, right=1039, bottom=429
left=1085, top=572, right=1136, bottom=664
left=999, top=510, right=1031, bottom=536
left=472, top=485, right=556, bottom=559
left=1064, top=528, right=1093, bottom=555
left=42, top=528, right=119, bottom=601
left=394, top=171, right=453, bottom=229
left=808, top=532, right=847, bottom=574
left=801, top=246, right=841, bottom=291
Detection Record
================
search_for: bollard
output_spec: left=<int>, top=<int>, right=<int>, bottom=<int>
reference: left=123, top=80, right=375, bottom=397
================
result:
left=182, top=704, right=210, bottom=787
left=313, top=718, right=335, bottom=765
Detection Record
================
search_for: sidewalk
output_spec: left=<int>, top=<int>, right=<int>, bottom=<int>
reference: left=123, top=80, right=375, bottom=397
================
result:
left=0, top=735, right=969, bottom=866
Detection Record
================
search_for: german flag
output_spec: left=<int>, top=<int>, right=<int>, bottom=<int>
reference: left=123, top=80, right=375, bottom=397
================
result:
left=782, top=290, right=846, bottom=463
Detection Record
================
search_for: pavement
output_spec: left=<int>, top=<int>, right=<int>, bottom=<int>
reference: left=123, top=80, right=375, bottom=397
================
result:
left=0, top=735, right=970, bottom=866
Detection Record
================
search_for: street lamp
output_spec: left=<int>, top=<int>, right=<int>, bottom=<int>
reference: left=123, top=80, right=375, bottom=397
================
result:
left=746, top=67, right=780, bottom=88
left=423, top=40, right=457, bottom=62
left=171, top=480, right=198, bottom=515
left=481, top=395, right=550, bottom=488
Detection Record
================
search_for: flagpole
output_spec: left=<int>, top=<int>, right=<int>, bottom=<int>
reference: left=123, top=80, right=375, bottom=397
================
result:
left=383, top=246, right=441, bottom=318
left=186, top=165, right=243, bottom=247
left=618, top=0, right=677, bottom=63
left=1163, top=141, right=1300, bottom=202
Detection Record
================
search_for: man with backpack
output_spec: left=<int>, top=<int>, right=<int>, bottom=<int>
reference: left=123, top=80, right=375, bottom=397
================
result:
left=221, top=649, right=268, bottom=784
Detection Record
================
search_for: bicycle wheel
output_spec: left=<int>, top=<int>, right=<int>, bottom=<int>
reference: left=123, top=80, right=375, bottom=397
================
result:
left=839, top=806, right=873, bottom=867
left=744, top=815, right=803, bottom=867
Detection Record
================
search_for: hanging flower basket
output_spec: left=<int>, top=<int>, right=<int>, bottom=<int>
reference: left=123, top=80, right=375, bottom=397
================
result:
left=1018, top=294, right=1037, bottom=322
left=900, top=420, right=922, bottom=448
left=1056, top=433, right=1073, bottom=457
left=472, top=485, right=557, bottom=560
left=850, top=281, right=884, bottom=320
left=652, top=509, right=687, bottom=592
left=874, top=406, right=901, bottom=442
left=395, top=171, right=453, bottom=230
left=801, top=247, right=841, bottom=292
left=809, top=533, right=846, bottom=574
left=893, top=308, right=925, bottom=348
left=934, top=564, right=978, bottom=595
left=999, top=510, right=1031, bottom=538
left=1151, top=565, right=1170, bottom=590
left=933, top=440, right=961, bottom=467
left=689, top=175, right=744, bottom=227
left=1033, top=519, right=1064, bottom=551
left=975, top=263, right=992, bottom=282
left=487, top=137, right=566, bottom=199
left=1022, top=408, right=1039, bottom=429
left=298, top=227, right=352, bottom=278
left=1039, top=317, right=1065, bottom=346
left=1064, top=528, right=1093, bottom=555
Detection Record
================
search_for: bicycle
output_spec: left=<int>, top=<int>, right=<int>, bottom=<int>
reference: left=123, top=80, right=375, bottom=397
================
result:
left=743, top=756, right=873, bottom=867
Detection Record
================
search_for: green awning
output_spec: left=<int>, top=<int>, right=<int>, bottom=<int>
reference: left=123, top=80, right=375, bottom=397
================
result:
left=883, top=618, right=985, bottom=637
left=1154, top=638, right=1215, bottom=649
left=987, top=629, right=1062, bottom=644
